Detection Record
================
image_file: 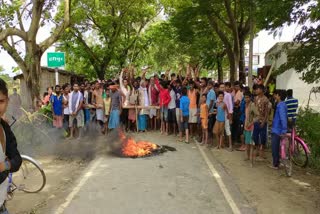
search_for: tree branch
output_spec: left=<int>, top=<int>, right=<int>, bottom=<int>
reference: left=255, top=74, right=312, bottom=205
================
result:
left=40, top=0, right=71, bottom=53
left=207, top=14, right=233, bottom=53
left=0, top=39, right=27, bottom=72
left=73, top=29, right=102, bottom=65
left=16, top=9, right=25, bottom=32
left=0, top=27, right=28, bottom=42
left=224, top=0, right=240, bottom=53
left=28, top=0, right=44, bottom=39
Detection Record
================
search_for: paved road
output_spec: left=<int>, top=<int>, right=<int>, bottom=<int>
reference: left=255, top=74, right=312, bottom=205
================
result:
left=53, top=133, right=254, bottom=214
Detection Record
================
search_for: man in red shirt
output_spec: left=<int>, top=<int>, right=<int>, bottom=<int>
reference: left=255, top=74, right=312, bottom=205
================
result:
left=155, top=78, right=171, bottom=135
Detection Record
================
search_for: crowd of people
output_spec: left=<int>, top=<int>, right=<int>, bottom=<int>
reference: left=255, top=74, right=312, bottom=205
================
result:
left=41, top=65, right=298, bottom=169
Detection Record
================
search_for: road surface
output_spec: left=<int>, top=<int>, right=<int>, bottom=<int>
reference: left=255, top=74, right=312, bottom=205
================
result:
left=50, top=132, right=254, bottom=214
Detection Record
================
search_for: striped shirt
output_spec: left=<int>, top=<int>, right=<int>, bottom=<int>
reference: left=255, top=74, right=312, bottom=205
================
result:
left=285, top=97, right=298, bottom=120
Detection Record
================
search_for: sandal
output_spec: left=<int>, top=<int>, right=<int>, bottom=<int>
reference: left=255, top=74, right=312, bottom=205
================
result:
left=185, top=141, right=190, bottom=144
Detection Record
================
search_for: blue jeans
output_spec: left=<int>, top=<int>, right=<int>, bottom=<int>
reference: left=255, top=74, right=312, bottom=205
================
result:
left=271, top=133, right=281, bottom=167
left=252, top=122, right=267, bottom=145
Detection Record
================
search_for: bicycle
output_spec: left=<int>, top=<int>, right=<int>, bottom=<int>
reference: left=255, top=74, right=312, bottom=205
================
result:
left=7, top=155, right=46, bottom=199
left=6, top=117, right=47, bottom=200
left=279, top=126, right=311, bottom=176
left=290, top=126, right=310, bottom=167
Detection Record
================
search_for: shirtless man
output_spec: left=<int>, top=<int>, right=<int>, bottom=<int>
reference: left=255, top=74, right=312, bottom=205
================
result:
left=93, top=82, right=104, bottom=132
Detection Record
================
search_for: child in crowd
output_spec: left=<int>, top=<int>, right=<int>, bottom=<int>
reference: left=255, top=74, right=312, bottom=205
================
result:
left=214, top=91, right=228, bottom=149
left=243, top=92, right=256, bottom=161
left=179, top=87, right=190, bottom=144
left=50, top=85, right=64, bottom=129
left=270, top=90, right=288, bottom=169
left=199, top=94, right=208, bottom=145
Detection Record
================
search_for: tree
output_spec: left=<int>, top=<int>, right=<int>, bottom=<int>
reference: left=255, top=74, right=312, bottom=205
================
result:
left=0, top=0, right=71, bottom=107
left=169, top=5, right=227, bottom=81
left=58, top=0, right=160, bottom=80
left=259, top=1, right=320, bottom=84
left=162, top=0, right=252, bottom=83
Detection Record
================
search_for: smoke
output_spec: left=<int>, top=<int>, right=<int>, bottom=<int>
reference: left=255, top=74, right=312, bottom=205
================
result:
left=11, top=117, right=122, bottom=161
left=11, top=117, right=176, bottom=161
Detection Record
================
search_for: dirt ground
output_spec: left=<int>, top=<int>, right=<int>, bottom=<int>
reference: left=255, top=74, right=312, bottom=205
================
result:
left=6, top=155, right=89, bottom=214
left=211, top=147, right=320, bottom=214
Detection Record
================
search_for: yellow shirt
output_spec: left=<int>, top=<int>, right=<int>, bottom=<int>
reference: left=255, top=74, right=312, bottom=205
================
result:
left=104, top=98, right=111, bottom=116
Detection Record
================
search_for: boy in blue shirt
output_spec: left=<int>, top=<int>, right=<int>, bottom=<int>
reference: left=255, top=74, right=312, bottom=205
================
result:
left=179, top=87, right=190, bottom=144
left=271, top=90, right=288, bottom=169
left=50, top=85, right=64, bottom=128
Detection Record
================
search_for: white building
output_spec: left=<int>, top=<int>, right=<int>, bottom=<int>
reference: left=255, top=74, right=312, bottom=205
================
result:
left=265, top=42, right=320, bottom=111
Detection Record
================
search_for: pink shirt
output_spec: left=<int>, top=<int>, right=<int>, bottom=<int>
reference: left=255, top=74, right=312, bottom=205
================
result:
left=223, top=92, right=233, bottom=114
left=233, top=90, right=243, bottom=104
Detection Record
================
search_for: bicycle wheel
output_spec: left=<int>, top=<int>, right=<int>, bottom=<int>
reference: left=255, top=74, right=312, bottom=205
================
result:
left=292, top=138, right=308, bottom=167
left=12, top=155, right=46, bottom=193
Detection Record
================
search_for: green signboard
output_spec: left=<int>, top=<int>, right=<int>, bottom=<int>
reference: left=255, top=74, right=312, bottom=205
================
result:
left=47, top=52, right=65, bottom=67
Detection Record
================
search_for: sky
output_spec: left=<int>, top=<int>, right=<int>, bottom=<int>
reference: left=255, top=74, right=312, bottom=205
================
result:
left=0, top=22, right=301, bottom=77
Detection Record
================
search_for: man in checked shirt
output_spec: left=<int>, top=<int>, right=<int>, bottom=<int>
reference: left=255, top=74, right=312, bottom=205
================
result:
left=253, top=84, right=270, bottom=160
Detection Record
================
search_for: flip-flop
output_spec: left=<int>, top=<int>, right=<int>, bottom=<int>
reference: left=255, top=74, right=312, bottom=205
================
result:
left=185, top=141, right=190, bottom=144
left=177, top=139, right=183, bottom=142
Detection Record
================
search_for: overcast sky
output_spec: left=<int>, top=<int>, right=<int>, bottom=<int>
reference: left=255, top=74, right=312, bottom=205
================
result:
left=0, top=22, right=301, bottom=77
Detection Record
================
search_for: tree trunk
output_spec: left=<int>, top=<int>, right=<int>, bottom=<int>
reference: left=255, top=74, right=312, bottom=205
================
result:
left=226, top=49, right=237, bottom=83
left=97, top=68, right=105, bottom=80
left=217, top=55, right=224, bottom=83
left=239, top=34, right=246, bottom=84
left=24, top=43, right=42, bottom=110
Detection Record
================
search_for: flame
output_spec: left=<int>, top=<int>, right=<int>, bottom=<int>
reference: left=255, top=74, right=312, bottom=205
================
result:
left=119, top=130, right=158, bottom=157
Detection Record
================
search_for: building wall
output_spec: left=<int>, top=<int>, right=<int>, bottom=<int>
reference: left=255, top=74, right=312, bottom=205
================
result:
left=19, top=71, right=71, bottom=110
left=265, top=43, right=320, bottom=111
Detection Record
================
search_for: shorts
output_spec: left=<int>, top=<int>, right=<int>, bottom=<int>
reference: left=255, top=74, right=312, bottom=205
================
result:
left=201, top=118, right=208, bottom=129
left=244, top=130, right=253, bottom=144
left=252, top=122, right=267, bottom=145
left=69, top=111, right=84, bottom=128
left=160, top=107, right=168, bottom=122
left=214, top=121, right=225, bottom=135
left=180, top=116, right=189, bottom=131
left=189, top=108, right=197, bottom=123
left=168, top=108, right=176, bottom=123
left=224, top=118, right=231, bottom=136
left=53, top=115, right=63, bottom=128
left=149, top=109, right=157, bottom=119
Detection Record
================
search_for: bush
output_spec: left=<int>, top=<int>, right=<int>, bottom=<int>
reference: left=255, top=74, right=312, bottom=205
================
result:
left=296, top=108, right=320, bottom=169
